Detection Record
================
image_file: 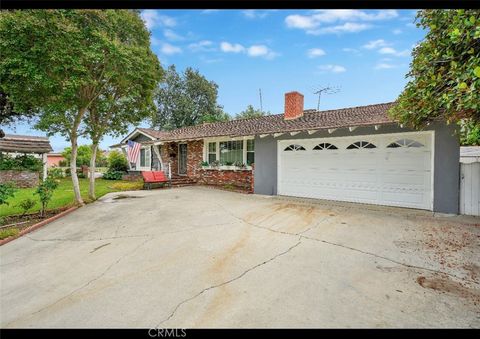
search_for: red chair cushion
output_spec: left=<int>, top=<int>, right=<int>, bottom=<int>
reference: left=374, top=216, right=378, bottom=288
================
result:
left=142, top=171, right=167, bottom=183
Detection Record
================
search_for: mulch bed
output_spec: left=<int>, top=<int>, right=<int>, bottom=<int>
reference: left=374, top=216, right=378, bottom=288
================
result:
left=0, top=206, right=79, bottom=245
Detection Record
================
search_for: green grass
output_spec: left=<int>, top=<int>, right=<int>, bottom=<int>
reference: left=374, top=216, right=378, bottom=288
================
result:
left=0, top=178, right=143, bottom=218
left=0, top=228, right=19, bottom=240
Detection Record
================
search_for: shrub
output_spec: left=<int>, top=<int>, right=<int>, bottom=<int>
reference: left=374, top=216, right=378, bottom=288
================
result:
left=0, top=228, right=19, bottom=240
left=58, top=160, right=68, bottom=167
left=0, top=153, right=42, bottom=172
left=18, top=198, right=36, bottom=217
left=65, top=168, right=71, bottom=176
left=103, top=170, right=124, bottom=180
left=0, top=182, right=17, bottom=206
left=35, top=176, right=59, bottom=217
left=108, top=150, right=129, bottom=172
left=48, top=167, right=64, bottom=179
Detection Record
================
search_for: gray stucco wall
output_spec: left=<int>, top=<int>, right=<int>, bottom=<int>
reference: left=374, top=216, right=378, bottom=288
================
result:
left=254, top=122, right=460, bottom=214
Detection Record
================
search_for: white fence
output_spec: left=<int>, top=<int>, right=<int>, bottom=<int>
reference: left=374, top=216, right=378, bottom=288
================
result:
left=460, top=162, right=480, bottom=216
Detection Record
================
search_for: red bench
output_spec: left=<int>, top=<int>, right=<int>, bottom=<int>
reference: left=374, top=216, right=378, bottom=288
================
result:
left=141, top=171, right=171, bottom=190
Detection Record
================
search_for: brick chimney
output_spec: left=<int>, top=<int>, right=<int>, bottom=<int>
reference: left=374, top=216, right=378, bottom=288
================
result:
left=284, top=91, right=304, bottom=120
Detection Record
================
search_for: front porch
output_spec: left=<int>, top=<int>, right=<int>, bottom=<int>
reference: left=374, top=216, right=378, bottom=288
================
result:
left=113, top=131, right=254, bottom=192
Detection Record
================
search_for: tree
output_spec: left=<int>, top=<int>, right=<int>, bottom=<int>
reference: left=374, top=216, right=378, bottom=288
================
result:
left=83, top=13, right=162, bottom=199
left=235, top=105, right=269, bottom=119
left=0, top=10, right=161, bottom=205
left=0, top=91, right=36, bottom=137
left=151, top=65, right=227, bottom=130
left=35, top=176, right=58, bottom=217
left=389, top=10, right=480, bottom=144
left=62, top=145, right=92, bottom=167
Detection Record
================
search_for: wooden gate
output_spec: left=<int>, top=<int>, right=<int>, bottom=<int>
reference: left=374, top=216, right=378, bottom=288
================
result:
left=460, top=162, right=480, bottom=216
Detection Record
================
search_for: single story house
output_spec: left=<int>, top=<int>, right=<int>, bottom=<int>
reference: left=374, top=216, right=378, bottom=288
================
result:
left=47, top=152, right=66, bottom=168
left=112, top=91, right=460, bottom=214
left=0, top=134, right=53, bottom=186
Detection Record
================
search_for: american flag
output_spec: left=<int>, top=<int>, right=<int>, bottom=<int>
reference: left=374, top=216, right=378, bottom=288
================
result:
left=127, top=140, right=141, bottom=164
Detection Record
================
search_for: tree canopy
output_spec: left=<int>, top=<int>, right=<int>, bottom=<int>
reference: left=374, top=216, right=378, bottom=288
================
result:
left=235, top=105, right=269, bottom=120
left=389, top=10, right=480, bottom=144
left=0, top=10, right=161, bottom=203
left=151, top=65, right=228, bottom=130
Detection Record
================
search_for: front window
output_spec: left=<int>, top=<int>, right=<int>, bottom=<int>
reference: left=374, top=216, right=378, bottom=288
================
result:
left=139, top=147, right=151, bottom=169
left=208, top=142, right=216, bottom=164
left=220, top=140, right=243, bottom=165
left=247, top=139, right=255, bottom=165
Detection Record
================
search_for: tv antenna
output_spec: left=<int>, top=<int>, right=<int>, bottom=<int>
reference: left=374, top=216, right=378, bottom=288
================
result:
left=312, top=85, right=340, bottom=111
left=259, top=88, right=263, bottom=112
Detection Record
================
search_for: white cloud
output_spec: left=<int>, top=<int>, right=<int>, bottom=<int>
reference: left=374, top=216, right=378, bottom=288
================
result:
left=392, top=28, right=402, bottom=35
left=201, top=10, right=220, bottom=14
left=318, top=64, right=346, bottom=73
left=308, top=22, right=370, bottom=35
left=374, top=63, right=397, bottom=70
left=247, top=45, right=278, bottom=59
left=363, top=39, right=390, bottom=49
left=141, top=11, right=176, bottom=30
left=242, top=10, right=269, bottom=19
left=160, top=43, right=182, bottom=55
left=342, top=47, right=361, bottom=54
left=188, top=40, right=215, bottom=52
left=307, top=48, right=326, bottom=58
left=220, top=42, right=278, bottom=59
left=163, top=29, right=184, bottom=41
left=285, top=10, right=398, bottom=34
left=379, top=47, right=410, bottom=57
left=220, top=42, right=245, bottom=53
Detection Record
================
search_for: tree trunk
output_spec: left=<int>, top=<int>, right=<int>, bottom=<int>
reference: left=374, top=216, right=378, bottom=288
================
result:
left=70, top=130, right=84, bottom=206
left=88, top=141, right=98, bottom=200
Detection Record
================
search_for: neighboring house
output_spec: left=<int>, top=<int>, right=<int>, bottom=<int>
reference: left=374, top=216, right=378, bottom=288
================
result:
left=47, top=152, right=66, bottom=168
left=112, top=91, right=460, bottom=214
left=0, top=134, right=53, bottom=187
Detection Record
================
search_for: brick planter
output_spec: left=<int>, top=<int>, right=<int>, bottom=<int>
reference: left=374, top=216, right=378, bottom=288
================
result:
left=197, top=168, right=253, bottom=192
left=0, top=170, right=39, bottom=188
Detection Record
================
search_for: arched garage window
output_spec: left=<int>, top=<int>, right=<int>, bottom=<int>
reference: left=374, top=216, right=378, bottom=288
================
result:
left=313, top=143, right=338, bottom=150
left=346, top=141, right=376, bottom=149
left=387, top=139, right=424, bottom=148
left=284, top=144, right=306, bottom=151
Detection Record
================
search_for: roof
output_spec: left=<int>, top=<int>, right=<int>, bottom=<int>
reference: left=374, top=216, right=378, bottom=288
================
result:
left=0, top=134, right=53, bottom=154
left=123, top=102, right=396, bottom=145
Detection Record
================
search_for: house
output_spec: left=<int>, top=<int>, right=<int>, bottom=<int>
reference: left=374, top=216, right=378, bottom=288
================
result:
left=0, top=134, right=53, bottom=187
left=46, top=152, right=66, bottom=168
left=112, top=91, right=460, bottom=214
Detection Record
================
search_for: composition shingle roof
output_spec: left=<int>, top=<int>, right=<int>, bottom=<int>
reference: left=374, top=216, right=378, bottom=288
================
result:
left=0, top=134, right=53, bottom=153
left=131, top=102, right=397, bottom=143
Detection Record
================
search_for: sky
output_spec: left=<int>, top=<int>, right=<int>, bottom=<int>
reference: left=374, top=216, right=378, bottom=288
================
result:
left=6, top=9, right=425, bottom=152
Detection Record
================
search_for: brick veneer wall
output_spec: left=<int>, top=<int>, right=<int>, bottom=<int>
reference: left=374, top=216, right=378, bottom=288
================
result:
left=159, top=139, right=254, bottom=192
left=0, top=170, right=39, bottom=188
left=197, top=169, right=253, bottom=192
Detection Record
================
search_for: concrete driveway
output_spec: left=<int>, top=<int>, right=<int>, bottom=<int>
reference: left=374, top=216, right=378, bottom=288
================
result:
left=1, top=186, right=479, bottom=328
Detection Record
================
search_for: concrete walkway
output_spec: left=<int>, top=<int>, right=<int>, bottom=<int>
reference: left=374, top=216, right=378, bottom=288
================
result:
left=1, top=186, right=479, bottom=328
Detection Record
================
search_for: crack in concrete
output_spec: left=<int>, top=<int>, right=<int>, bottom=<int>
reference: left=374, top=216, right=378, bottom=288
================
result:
left=23, top=221, right=241, bottom=243
left=156, top=239, right=302, bottom=327
left=4, top=236, right=154, bottom=328
left=216, top=204, right=480, bottom=286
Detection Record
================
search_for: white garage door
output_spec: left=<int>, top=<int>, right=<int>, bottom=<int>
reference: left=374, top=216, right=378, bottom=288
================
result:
left=278, top=132, right=434, bottom=210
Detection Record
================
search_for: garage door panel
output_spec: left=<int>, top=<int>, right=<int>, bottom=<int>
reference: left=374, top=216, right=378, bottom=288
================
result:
left=278, top=132, right=433, bottom=210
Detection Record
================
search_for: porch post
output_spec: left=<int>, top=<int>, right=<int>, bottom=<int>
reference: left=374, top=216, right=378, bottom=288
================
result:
left=42, top=152, right=48, bottom=181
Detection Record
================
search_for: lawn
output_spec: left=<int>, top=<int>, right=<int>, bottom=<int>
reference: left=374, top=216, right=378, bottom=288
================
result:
left=1, top=178, right=143, bottom=218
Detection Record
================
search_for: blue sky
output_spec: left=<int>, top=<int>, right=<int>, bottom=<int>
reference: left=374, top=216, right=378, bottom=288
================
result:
left=7, top=9, right=425, bottom=152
